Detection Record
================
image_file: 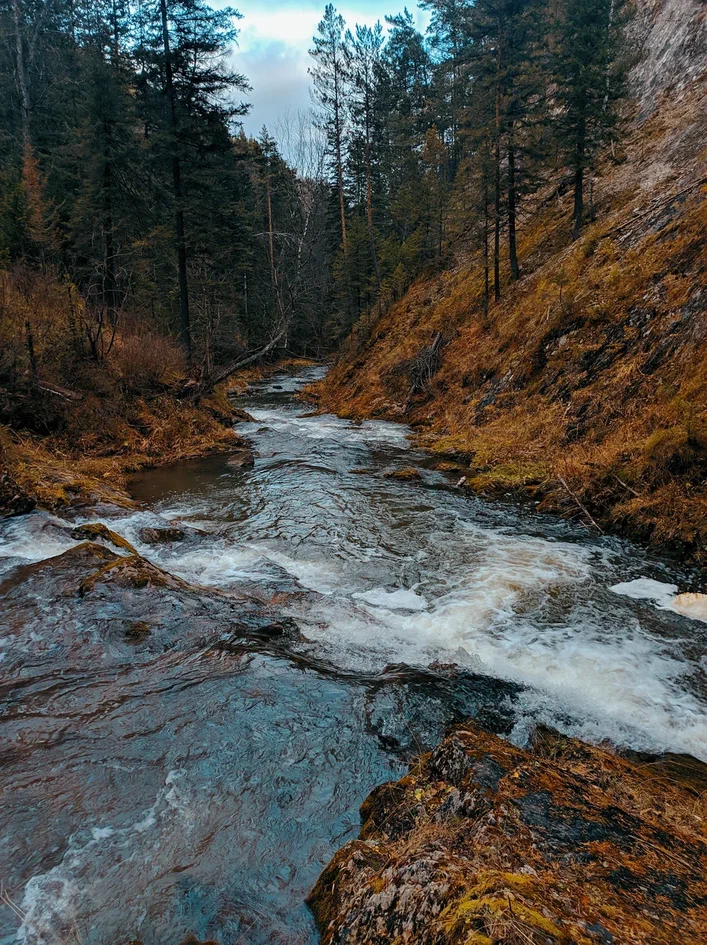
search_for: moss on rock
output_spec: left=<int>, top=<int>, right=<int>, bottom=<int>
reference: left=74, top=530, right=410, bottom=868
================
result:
left=308, top=724, right=707, bottom=945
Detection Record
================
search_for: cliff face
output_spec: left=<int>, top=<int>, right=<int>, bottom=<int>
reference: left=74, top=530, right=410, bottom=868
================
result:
left=309, top=725, right=707, bottom=945
left=317, top=2, right=707, bottom=558
left=632, top=0, right=707, bottom=108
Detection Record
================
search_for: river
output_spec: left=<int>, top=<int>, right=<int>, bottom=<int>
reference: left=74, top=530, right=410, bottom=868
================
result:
left=1, top=366, right=706, bottom=944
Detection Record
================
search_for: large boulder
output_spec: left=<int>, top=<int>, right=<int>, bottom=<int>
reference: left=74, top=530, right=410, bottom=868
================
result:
left=309, top=724, right=707, bottom=945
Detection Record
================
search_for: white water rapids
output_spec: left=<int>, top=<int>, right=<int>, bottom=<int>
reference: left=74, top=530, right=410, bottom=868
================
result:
left=2, top=367, right=706, bottom=761
left=1, top=366, right=706, bottom=945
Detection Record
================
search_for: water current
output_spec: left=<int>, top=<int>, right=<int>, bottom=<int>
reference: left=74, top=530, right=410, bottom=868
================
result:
left=1, top=366, right=705, bottom=944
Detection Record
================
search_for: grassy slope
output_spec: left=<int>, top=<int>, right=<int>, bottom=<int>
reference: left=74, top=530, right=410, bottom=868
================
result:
left=318, top=70, right=707, bottom=559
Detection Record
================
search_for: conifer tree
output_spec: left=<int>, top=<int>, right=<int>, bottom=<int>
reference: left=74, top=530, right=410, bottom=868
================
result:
left=309, top=4, right=350, bottom=253
left=549, top=0, right=628, bottom=237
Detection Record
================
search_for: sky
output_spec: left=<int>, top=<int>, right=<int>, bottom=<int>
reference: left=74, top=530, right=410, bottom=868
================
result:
left=229, top=2, right=430, bottom=138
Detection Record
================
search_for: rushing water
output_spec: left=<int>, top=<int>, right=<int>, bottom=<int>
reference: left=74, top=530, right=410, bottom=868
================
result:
left=1, top=366, right=706, bottom=945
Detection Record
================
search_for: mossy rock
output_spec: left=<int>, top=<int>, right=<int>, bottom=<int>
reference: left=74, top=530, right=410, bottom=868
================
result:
left=309, top=724, right=707, bottom=945
left=124, top=620, right=151, bottom=641
left=70, top=523, right=138, bottom=555
left=383, top=467, right=422, bottom=481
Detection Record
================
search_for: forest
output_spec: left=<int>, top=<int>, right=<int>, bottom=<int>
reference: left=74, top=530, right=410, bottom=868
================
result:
left=0, top=0, right=631, bottom=390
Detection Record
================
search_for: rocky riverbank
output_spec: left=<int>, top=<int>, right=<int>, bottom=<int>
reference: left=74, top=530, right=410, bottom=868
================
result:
left=309, top=723, right=707, bottom=945
left=0, top=359, right=318, bottom=516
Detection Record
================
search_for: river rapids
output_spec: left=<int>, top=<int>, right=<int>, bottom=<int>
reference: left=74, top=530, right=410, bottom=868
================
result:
left=1, top=366, right=706, bottom=944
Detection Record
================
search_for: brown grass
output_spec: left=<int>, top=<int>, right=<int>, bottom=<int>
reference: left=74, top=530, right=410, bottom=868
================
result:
left=317, top=81, right=707, bottom=560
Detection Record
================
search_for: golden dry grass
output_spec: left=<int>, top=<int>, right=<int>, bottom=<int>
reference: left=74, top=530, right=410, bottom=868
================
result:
left=317, top=82, right=707, bottom=559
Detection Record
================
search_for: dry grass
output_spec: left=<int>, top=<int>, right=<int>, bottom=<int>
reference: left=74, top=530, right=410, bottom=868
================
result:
left=0, top=268, right=251, bottom=510
left=318, top=81, right=707, bottom=559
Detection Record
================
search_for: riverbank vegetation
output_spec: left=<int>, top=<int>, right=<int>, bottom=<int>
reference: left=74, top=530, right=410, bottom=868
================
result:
left=314, top=0, right=707, bottom=560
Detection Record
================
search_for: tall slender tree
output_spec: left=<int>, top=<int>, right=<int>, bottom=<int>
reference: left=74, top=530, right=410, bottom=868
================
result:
left=309, top=4, right=350, bottom=253
left=549, top=0, right=628, bottom=237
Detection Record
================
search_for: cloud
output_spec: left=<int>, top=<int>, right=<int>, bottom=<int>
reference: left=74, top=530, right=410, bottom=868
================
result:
left=229, top=1, right=430, bottom=136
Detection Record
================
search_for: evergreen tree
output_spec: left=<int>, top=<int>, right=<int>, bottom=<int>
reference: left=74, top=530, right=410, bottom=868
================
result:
left=549, top=0, right=629, bottom=237
left=309, top=4, right=350, bottom=253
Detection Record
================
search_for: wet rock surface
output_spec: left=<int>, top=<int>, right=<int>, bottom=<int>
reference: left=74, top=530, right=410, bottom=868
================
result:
left=309, top=724, right=707, bottom=945
left=138, top=525, right=188, bottom=544
left=0, top=467, right=36, bottom=516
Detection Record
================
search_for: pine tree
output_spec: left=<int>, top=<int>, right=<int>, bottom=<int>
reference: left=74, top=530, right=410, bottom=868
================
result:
left=347, top=21, right=385, bottom=288
left=549, top=0, right=629, bottom=237
left=309, top=4, right=350, bottom=253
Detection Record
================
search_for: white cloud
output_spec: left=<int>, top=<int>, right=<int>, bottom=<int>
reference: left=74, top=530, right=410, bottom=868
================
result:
left=229, top=1, right=430, bottom=136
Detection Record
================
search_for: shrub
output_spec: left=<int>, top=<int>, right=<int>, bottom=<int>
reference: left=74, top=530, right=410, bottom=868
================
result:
left=112, top=332, right=185, bottom=394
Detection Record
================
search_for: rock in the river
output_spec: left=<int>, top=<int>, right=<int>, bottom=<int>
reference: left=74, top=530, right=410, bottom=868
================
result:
left=70, top=522, right=138, bottom=555
left=227, top=448, right=255, bottom=469
left=231, top=406, right=256, bottom=424
left=138, top=526, right=187, bottom=545
left=308, top=724, right=707, bottom=945
left=383, top=467, right=422, bottom=481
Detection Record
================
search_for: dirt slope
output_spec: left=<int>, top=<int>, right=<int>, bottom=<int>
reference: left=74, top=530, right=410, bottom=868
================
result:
left=317, top=0, right=707, bottom=559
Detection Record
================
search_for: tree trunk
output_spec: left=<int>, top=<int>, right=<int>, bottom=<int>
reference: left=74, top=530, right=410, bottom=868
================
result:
left=508, top=131, right=519, bottom=281
left=494, top=26, right=503, bottom=303
left=333, top=68, right=348, bottom=252
left=159, top=0, right=192, bottom=357
left=483, top=166, right=490, bottom=320
left=266, top=168, right=276, bottom=290
left=102, top=120, right=117, bottom=320
left=12, top=0, right=31, bottom=153
left=365, top=119, right=381, bottom=287
left=573, top=107, right=587, bottom=240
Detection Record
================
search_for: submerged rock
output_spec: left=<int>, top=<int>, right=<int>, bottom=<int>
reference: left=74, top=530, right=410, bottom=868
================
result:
left=138, top=526, right=187, bottom=545
left=227, top=448, right=255, bottom=469
left=308, top=724, right=707, bottom=945
left=383, top=467, right=422, bottom=481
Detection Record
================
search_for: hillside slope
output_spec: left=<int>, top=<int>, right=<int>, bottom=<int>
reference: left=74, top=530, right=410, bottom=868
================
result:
left=317, top=0, right=707, bottom=559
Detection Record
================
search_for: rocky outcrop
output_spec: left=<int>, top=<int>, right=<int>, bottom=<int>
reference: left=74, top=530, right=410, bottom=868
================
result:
left=631, top=0, right=707, bottom=110
left=309, top=724, right=707, bottom=945
left=0, top=466, right=35, bottom=517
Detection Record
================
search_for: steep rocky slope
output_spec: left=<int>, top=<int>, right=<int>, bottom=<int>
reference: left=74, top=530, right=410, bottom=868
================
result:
left=317, top=0, right=707, bottom=559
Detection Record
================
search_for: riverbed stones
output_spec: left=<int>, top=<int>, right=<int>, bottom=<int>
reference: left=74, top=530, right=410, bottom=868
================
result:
left=227, top=448, right=255, bottom=469
left=383, top=467, right=422, bottom=481
left=308, top=724, right=707, bottom=945
left=138, top=526, right=187, bottom=545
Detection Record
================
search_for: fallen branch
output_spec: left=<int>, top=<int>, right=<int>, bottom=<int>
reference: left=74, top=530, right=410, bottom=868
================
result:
left=612, top=473, right=640, bottom=498
left=37, top=382, right=83, bottom=402
left=557, top=476, right=605, bottom=534
left=194, top=320, right=290, bottom=395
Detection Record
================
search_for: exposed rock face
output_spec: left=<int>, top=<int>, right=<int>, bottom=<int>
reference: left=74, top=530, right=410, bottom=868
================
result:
left=631, top=0, right=707, bottom=109
left=309, top=725, right=707, bottom=945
